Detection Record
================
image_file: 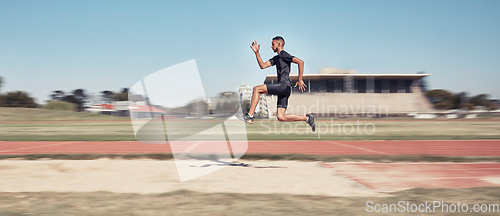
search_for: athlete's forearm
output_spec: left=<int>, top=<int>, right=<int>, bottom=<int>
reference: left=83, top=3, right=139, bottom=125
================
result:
left=297, top=60, right=304, bottom=81
left=292, top=57, right=305, bottom=80
left=255, top=52, right=266, bottom=69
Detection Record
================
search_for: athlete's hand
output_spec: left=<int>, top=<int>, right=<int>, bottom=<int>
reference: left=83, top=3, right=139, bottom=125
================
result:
left=295, top=79, right=307, bottom=92
left=250, top=40, right=260, bottom=53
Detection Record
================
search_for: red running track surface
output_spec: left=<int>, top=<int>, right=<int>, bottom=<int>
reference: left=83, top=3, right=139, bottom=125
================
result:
left=0, top=140, right=499, bottom=155
left=322, top=163, right=500, bottom=190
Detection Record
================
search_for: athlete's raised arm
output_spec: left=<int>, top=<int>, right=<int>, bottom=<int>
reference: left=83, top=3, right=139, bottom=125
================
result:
left=292, top=57, right=307, bottom=92
left=250, top=40, right=272, bottom=69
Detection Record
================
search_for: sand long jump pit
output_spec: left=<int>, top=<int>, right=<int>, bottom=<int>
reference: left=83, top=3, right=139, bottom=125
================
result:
left=1, top=159, right=500, bottom=215
left=0, top=159, right=378, bottom=197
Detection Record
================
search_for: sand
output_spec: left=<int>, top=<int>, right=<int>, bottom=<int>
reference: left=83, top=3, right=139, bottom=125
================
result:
left=0, top=159, right=380, bottom=197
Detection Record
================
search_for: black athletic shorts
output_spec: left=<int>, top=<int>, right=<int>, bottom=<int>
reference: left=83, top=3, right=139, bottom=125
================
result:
left=266, top=83, right=291, bottom=109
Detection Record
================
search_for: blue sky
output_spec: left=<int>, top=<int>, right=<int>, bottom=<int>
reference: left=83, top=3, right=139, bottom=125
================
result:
left=1, top=0, right=499, bottom=103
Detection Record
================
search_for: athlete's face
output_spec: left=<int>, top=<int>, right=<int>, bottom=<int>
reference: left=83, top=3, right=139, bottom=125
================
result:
left=271, top=40, right=279, bottom=53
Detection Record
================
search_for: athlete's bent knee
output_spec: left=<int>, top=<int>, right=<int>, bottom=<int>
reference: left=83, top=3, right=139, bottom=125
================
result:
left=277, top=114, right=287, bottom=122
left=253, top=86, right=263, bottom=93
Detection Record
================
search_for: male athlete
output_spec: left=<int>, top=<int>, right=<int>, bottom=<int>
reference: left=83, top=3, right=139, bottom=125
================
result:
left=238, top=36, right=315, bottom=132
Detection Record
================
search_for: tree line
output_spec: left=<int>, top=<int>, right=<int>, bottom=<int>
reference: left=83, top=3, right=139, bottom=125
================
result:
left=48, top=88, right=129, bottom=111
left=425, top=89, right=499, bottom=110
left=0, top=77, right=37, bottom=108
left=0, top=76, right=498, bottom=111
left=0, top=76, right=129, bottom=111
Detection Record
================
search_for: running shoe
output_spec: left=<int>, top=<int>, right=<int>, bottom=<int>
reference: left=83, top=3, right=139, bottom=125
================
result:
left=306, top=113, right=316, bottom=132
left=236, top=113, right=254, bottom=124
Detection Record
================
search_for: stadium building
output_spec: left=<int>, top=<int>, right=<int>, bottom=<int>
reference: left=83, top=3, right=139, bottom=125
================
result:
left=259, top=68, right=434, bottom=118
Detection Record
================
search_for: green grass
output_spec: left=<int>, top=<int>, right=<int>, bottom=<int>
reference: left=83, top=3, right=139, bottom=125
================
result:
left=0, top=188, right=499, bottom=216
left=1, top=107, right=500, bottom=141
left=0, top=122, right=136, bottom=141
left=246, top=119, right=500, bottom=140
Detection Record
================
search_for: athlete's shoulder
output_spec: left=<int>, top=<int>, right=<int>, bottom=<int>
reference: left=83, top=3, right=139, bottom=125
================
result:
left=279, top=51, right=294, bottom=63
left=280, top=50, right=292, bottom=56
left=280, top=50, right=294, bottom=58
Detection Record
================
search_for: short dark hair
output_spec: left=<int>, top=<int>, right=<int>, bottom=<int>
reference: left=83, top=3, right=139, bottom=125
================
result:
left=273, top=36, right=285, bottom=46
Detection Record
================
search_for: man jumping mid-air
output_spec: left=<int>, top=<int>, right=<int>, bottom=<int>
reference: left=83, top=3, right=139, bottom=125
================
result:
left=238, top=36, right=315, bottom=132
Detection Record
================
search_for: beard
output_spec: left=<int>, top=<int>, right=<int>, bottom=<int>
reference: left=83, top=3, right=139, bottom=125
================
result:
left=273, top=47, right=277, bottom=52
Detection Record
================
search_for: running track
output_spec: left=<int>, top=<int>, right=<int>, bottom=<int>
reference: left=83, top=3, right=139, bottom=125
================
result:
left=0, top=140, right=499, bottom=155
left=322, top=162, right=500, bottom=190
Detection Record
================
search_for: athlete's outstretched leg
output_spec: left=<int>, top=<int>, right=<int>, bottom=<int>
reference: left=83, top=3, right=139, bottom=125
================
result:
left=276, top=108, right=306, bottom=122
left=276, top=108, right=316, bottom=132
left=248, top=84, right=267, bottom=115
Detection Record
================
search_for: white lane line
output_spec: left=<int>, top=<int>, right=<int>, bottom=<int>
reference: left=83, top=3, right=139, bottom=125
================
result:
left=0, top=141, right=77, bottom=153
left=326, top=141, right=390, bottom=155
